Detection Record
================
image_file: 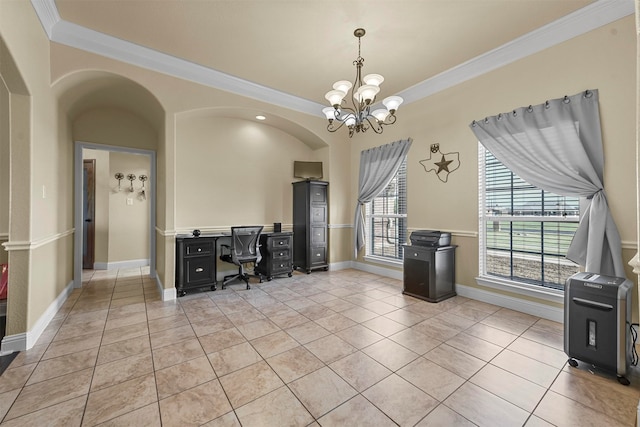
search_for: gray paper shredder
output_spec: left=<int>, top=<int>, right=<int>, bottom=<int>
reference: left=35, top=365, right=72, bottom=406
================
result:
left=564, top=272, right=633, bottom=385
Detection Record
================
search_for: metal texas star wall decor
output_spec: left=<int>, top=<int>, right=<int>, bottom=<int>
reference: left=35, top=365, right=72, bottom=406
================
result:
left=419, top=143, right=461, bottom=183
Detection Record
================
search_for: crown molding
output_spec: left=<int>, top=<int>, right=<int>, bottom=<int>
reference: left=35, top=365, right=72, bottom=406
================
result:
left=398, top=0, right=635, bottom=104
left=30, top=0, right=60, bottom=38
left=31, top=0, right=634, bottom=116
left=50, top=19, right=325, bottom=116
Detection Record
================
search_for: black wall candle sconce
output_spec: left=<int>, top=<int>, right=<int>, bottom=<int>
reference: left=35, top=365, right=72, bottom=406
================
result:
left=126, top=174, right=137, bottom=192
left=114, top=172, right=124, bottom=191
left=114, top=172, right=150, bottom=199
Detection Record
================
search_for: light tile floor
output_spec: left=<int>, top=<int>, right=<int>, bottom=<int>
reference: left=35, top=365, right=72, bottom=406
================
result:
left=0, top=267, right=639, bottom=426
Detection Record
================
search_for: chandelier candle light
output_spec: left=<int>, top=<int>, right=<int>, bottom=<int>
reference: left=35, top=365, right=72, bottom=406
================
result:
left=323, top=28, right=403, bottom=137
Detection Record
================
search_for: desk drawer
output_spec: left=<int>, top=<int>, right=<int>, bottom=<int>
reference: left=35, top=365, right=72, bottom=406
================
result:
left=185, top=241, right=214, bottom=256
left=310, top=246, right=326, bottom=266
left=184, top=257, right=214, bottom=285
left=311, top=206, right=326, bottom=224
left=270, top=260, right=292, bottom=274
left=311, top=227, right=326, bottom=245
left=271, top=249, right=290, bottom=260
left=269, top=236, right=291, bottom=250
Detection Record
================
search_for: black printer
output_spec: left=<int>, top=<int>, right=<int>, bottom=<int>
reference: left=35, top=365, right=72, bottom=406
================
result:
left=409, top=230, right=451, bottom=247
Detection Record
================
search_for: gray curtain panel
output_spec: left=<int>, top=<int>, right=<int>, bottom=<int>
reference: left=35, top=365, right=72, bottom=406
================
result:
left=354, top=138, right=412, bottom=258
left=469, top=89, right=625, bottom=278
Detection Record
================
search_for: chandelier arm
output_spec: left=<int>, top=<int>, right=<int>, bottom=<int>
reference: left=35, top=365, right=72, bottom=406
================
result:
left=327, top=119, right=348, bottom=133
left=363, top=115, right=384, bottom=134
left=381, top=113, right=397, bottom=126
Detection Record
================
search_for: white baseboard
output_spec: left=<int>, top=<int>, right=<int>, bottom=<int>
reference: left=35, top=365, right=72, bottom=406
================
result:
left=329, top=261, right=354, bottom=272
left=1, top=279, right=75, bottom=353
left=352, top=261, right=402, bottom=281
left=156, top=274, right=176, bottom=301
left=0, top=333, right=25, bottom=355
left=93, top=259, right=150, bottom=270
left=456, top=283, right=564, bottom=323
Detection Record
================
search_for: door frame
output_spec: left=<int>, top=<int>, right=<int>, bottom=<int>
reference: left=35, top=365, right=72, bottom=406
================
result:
left=73, top=142, right=157, bottom=287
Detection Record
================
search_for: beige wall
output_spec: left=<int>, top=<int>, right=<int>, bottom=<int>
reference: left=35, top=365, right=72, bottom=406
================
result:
left=175, top=114, right=321, bottom=231
left=0, top=63, right=9, bottom=266
left=0, top=0, right=75, bottom=336
left=0, top=0, right=637, bottom=344
left=108, top=151, right=150, bottom=263
left=82, top=148, right=151, bottom=266
left=353, top=15, right=638, bottom=317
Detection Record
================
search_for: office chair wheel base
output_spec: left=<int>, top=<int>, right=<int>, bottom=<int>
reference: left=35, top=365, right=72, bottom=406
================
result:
left=178, top=290, right=186, bottom=297
left=210, top=285, right=217, bottom=291
left=267, top=277, right=272, bottom=281
left=617, top=375, right=630, bottom=386
left=567, top=358, right=578, bottom=368
left=288, top=272, right=292, bottom=277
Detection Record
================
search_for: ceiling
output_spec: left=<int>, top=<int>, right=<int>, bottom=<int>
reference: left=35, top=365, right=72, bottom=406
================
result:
left=38, top=0, right=633, bottom=116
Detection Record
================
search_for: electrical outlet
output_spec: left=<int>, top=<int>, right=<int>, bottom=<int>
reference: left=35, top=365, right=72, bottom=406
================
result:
left=126, top=198, right=133, bottom=205
left=42, top=185, right=46, bottom=199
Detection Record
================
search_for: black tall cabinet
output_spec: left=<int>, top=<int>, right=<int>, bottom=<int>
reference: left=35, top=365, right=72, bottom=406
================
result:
left=292, top=180, right=329, bottom=273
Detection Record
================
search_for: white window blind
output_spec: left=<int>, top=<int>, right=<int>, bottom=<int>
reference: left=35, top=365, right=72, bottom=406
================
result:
left=479, top=146, right=580, bottom=290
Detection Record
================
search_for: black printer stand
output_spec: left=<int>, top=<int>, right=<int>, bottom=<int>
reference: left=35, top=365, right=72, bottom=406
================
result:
left=402, top=245, right=457, bottom=303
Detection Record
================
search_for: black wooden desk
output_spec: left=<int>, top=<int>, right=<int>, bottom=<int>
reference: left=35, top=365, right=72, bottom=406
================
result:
left=175, top=233, right=227, bottom=297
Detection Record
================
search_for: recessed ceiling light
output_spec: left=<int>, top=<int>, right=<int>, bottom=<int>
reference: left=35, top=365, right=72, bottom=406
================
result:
left=255, top=115, right=266, bottom=120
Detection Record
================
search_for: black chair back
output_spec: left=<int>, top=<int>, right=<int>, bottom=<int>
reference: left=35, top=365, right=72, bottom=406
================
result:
left=230, top=226, right=263, bottom=265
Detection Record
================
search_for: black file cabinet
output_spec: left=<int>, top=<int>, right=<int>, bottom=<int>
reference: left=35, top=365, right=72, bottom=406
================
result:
left=256, top=231, right=294, bottom=281
left=402, top=245, right=457, bottom=302
left=292, top=180, right=329, bottom=273
left=175, top=235, right=218, bottom=297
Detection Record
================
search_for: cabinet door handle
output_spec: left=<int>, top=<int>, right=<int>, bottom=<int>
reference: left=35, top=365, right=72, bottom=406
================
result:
left=197, top=248, right=202, bottom=252
left=279, top=241, right=284, bottom=245
left=279, top=253, right=284, bottom=256
left=195, top=267, right=204, bottom=272
left=414, top=253, right=418, bottom=257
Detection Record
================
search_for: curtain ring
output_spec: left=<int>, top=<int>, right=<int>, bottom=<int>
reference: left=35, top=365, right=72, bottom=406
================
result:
left=584, top=89, right=593, bottom=98
left=512, top=110, right=517, bottom=117
left=544, top=101, right=550, bottom=109
left=527, top=105, right=533, bottom=113
left=563, top=95, right=570, bottom=104
left=484, top=117, right=489, bottom=124
left=497, top=113, right=503, bottom=120
left=471, top=120, right=477, bottom=127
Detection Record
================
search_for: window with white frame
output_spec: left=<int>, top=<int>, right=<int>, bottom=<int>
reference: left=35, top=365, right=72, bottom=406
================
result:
left=366, top=157, right=407, bottom=261
left=479, top=145, right=580, bottom=290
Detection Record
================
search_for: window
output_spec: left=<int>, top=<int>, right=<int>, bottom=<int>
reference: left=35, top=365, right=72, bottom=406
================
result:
left=479, top=146, right=580, bottom=290
left=365, top=158, right=407, bottom=261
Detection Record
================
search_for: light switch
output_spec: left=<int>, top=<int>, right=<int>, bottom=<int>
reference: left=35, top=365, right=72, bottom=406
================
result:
left=126, top=198, right=133, bottom=205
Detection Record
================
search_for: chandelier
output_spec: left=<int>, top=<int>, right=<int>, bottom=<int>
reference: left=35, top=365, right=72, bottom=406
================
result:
left=323, top=28, right=403, bottom=137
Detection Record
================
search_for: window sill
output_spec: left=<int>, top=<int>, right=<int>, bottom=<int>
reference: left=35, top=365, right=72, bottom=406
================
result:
left=363, top=255, right=403, bottom=269
left=475, top=275, right=564, bottom=304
